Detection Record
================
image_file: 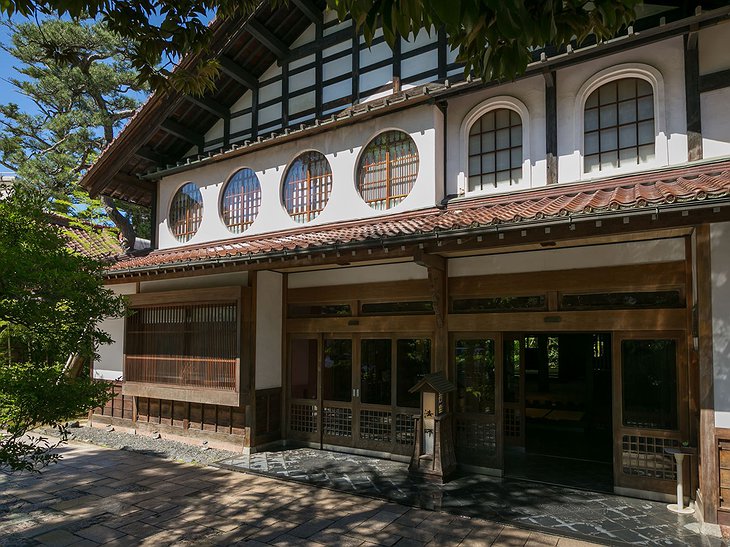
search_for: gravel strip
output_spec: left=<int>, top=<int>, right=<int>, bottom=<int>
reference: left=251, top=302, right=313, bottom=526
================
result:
left=35, top=424, right=235, bottom=466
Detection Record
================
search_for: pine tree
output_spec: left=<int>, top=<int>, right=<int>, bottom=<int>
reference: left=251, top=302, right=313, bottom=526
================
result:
left=0, top=17, right=149, bottom=250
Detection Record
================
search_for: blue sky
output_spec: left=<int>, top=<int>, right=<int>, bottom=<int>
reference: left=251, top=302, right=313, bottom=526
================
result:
left=0, top=18, right=34, bottom=114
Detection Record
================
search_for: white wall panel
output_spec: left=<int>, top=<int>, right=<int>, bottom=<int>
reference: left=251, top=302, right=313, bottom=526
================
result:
left=255, top=271, right=283, bottom=389
left=701, top=88, right=730, bottom=159
left=288, top=262, right=428, bottom=288
left=448, top=239, right=685, bottom=277
left=94, top=284, right=137, bottom=381
left=700, top=22, right=730, bottom=76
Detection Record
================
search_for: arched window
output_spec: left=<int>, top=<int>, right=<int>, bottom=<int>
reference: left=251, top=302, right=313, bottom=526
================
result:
left=282, top=151, right=333, bottom=223
left=468, top=108, right=523, bottom=192
left=584, top=78, right=655, bottom=173
left=221, top=168, right=261, bottom=234
left=169, top=182, right=203, bottom=242
left=357, top=130, right=419, bottom=210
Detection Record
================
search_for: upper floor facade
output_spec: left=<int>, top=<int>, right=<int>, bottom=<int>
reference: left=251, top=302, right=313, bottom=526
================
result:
left=80, top=3, right=730, bottom=251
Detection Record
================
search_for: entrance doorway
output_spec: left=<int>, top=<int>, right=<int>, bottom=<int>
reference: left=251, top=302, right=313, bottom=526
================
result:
left=287, top=334, right=432, bottom=456
left=503, top=333, right=614, bottom=492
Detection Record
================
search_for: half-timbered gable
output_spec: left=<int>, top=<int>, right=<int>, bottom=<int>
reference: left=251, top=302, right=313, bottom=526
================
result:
left=83, top=2, right=730, bottom=535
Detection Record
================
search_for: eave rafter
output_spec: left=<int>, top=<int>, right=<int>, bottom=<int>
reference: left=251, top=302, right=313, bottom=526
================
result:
left=291, top=0, right=322, bottom=24
left=160, top=119, right=204, bottom=149
left=219, top=56, right=259, bottom=89
left=183, top=95, right=230, bottom=119
left=247, top=19, right=290, bottom=59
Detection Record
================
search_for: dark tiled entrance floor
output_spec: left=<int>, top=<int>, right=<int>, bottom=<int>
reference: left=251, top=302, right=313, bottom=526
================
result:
left=217, top=448, right=726, bottom=547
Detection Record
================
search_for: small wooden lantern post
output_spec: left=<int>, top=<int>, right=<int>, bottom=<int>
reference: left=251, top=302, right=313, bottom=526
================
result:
left=408, top=372, right=457, bottom=483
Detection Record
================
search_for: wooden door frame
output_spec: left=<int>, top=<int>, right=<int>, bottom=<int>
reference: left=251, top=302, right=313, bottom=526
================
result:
left=450, top=331, right=504, bottom=470
left=502, top=333, right=527, bottom=449
left=285, top=333, right=321, bottom=444
left=321, top=334, right=357, bottom=449
left=612, top=330, right=690, bottom=495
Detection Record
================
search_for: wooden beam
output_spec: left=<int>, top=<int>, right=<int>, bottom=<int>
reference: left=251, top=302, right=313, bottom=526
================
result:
left=135, top=146, right=169, bottom=164
left=699, top=68, right=730, bottom=93
left=160, top=119, right=204, bottom=149
left=291, top=0, right=321, bottom=24
left=414, top=250, right=445, bottom=271
left=247, top=20, right=289, bottom=59
left=696, top=224, right=719, bottom=524
left=685, top=31, right=703, bottom=161
left=219, top=56, right=259, bottom=89
left=544, top=71, right=558, bottom=184
left=183, top=94, right=230, bottom=119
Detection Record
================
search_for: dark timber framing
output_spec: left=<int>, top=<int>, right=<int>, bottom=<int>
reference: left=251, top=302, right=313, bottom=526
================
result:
left=684, top=31, right=703, bottom=161
left=248, top=19, right=290, bottom=60
left=544, top=70, right=558, bottom=185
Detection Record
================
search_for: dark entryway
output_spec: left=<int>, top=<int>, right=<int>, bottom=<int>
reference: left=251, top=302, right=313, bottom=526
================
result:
left=504, top=333, right=614, bottom=492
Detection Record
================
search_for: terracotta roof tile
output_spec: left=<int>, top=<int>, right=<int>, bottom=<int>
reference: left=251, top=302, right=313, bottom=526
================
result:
left=50, top=214, right=125, bottom=261
left=108, top=161, right=730, bottom=274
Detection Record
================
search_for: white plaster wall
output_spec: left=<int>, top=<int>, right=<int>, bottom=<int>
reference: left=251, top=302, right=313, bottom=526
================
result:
left=139, top=272, right=249, bottom=293
left=701, top=87, right=730, bottom=160
left=288, top=261, right=428, bottom=288
left=157, top=104, right=439, bottom=250
left=255, top=271, right=283, bottom=389
left=448, top=238, right=685, bottom=277
left=445, top=75, right=547, bottom=197
left=712, top=222, right=730, bottom=428
left=699, top=21, right=730, bottom=76
left=94, top=283, right=137, bottom=381
left=556, top=38, right=687, bottom=184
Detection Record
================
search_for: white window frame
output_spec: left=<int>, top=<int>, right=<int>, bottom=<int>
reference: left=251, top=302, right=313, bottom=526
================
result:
left=574, top=63, right=668, bottom=180
left=459, top=96, right=531, bottom=196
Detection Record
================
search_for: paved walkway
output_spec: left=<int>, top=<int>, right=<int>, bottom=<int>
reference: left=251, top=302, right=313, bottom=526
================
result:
left=218, top=448, right=726, bottom=546
left=1, top=441, right=594, bottom=546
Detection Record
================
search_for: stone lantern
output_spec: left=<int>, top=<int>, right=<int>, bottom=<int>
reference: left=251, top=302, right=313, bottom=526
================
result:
left=408, top=372, right=457, bottom=483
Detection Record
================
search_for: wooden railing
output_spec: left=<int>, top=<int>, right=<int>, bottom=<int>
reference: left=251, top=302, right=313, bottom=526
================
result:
left=125, top=355, right=238, bottom=391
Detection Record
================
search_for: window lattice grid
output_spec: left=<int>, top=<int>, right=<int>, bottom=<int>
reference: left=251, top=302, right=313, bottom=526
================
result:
left=290, top=403, right=318, bottom=433
left=395, top=413, right=416, bottom=446
left=221, top=168, right=262, bottom=234
left=584, top=78, right=655, bottom=173
left=468, top=108, right=523, bottom=192
left=169, top=182, right=203, bottom=242
left=323, top=406, right=353, bottom=438
left=358, top=131, right=419, bottom=210
left=359, top=409, right=392, bottom=443
left=283, top=151, right=333, bottom=223
left=504, top=408, right=521, bottom=439
left=621, top=435, right=678, bottom=480
left=455, top=418, right=497, bottom=455
left=125, top=303, right=238, bottom=390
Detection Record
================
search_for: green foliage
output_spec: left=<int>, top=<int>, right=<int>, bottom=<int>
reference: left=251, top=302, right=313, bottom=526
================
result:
left=0, top=17, right=151, bottom=241
left=0, top=0, right=643, bottom=95
left=0, top=186, right=125, bottom=471
left=329, top=0, right=641, bottom=82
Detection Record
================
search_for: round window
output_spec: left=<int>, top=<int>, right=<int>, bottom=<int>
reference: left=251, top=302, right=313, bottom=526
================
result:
left=169, top=182, right=203, bottom=242
left=357, top=130, right=418, bottom=210
left=282, top=151, right=332, bottom=223
left=221, top=168, right=261, bottom=234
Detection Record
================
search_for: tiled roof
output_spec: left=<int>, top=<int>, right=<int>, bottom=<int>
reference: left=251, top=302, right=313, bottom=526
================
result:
left=108, top=161, right=730, bottom=274
left=50, top=215, right=125, bottom=261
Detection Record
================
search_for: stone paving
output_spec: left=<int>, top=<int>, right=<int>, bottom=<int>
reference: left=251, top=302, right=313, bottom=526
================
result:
left=217, top=448, right=727, bottom=547
left=1, top=441, right=596, bottom=546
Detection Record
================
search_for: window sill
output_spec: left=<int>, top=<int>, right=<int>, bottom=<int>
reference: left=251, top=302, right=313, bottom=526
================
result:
left=122, top=381, right=244, bottom=407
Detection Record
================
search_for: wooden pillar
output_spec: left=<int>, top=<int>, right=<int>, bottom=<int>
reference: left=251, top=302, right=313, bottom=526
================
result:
left=415, top=251, right=448, bottom=376
left=696, top=224, right=718, bottom=524
left=544, top=70, right=558, bottom=184
left=685, top=31, right=703, bottom=161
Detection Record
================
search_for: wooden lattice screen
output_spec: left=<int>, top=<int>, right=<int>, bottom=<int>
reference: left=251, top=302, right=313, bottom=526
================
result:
left=125, top=303, right=238, bottom=391
left=358, top=130, right=419, bottom=210
left=221, top=168, right=261, bottom=233
left=169, top=182, right=204, bottom=242
left=283, top=151, right=333, bottom=223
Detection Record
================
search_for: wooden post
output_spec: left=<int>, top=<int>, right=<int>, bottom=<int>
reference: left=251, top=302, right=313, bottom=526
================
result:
left=685, top=31, right=703, bottom=161
left=415, top=251, right=447, bottom=376
left=696, top=224, right=718, bottom=524
left=544, top=71, right=558, bottom=184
